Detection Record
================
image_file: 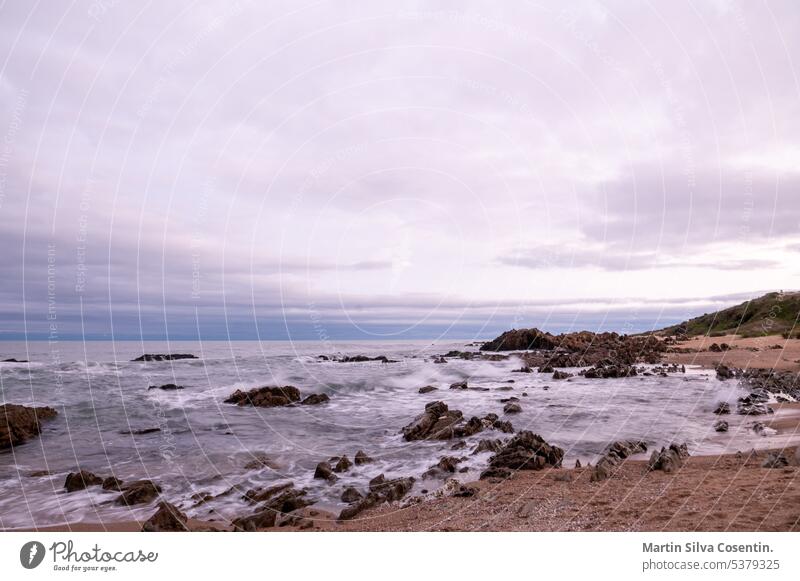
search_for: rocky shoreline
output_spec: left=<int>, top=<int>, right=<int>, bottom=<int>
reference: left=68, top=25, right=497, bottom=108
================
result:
left=3, top=334, right=800, bottom=532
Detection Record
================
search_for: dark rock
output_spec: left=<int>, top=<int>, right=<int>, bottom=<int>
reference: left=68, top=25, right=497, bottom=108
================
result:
left=341, top=487, right=363, bottom=503
left=133, top=354, right=197, bottom=362
left=713, top=420, right=729, bottom=433
left=102, top=476, right=124, bottom=491
left=0, top=404, right=58, bottom=449
left=480, top=431, right=563, bottom=478
left=552, top=371, right=573, bottom=380
left=539, top=365, right=554, bottom=373
left=422, top=456, right=462, bottom=479
left=120, top=427, right=161, bottom=435
left=333, top=456, right=352, bottom=473
left=512, top=366, right=532, bottom=373
left=301, top=393, right=330, bottom=405
left=313, top=461, right=337, bottom=482
left=583, top=364, right=637, bottom=379
left=503, top=402, right=522, bottom=414
left=453, top=416, right=484, bottom=438
left=713, top=402, right=731, bottom=415
left=115, top=480, right=161, bottom=505
left=715, top=364, right=734, bottom=380
left=647, top=443, right=689, bottom=473
left=224, top=385, right=301, bottom=407
left=472, top=439, right=504, bottom=455
left=141, top=501, right=188, bottom=532
left=336, top=355, right=396, bottom=363
left=339, top=476, right=415, bottom=520
left=480, top=328, right=558, bottom=352
left=449, top=381, right=468, bottom=390
left=418, top=385, right=438, bottom=394
left=575, top=459, right=582, bottom=468
left=243, top=482, right=295, bottom=504
left=148, top=383, right=184, bottom=391
left=2, top=358, right=27, bottom=363
left=233, top=484, right=311, bottom=530
left=64, top=470, right=103, bottom=492
left=401, top=401, right=463, bottom=441
left=762, top=452, right=789, bottom=469
left=354, top=450, right=373, bottom=465
left=451, top=440, right=466, bottom=450
left=589, top=440, right=648, bottom=482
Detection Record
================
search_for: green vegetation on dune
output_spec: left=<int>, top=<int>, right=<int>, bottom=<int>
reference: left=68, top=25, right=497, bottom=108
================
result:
left=658, top=291, right=800, bottom=338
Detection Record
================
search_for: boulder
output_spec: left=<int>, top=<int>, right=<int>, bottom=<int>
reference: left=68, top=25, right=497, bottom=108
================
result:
left=148, top=383, right=184, bottom=391
left=449, top=381, right=468, bottom=390
left=472, top=438, right=504, bottom=455
left=333, top=456, right=352, bottom=473
left=647, top=443, right=689, bottom=473
left=713, top=420, right=729, bottom=433
left=313, top=461, right=337, bottom=482
left=354, top=450, right=373, bottom=465
left=422, top=456, right=462, bottom=479
left=0, top=404, right=58, bottom=449
left=102, top=476, right=124, bottom=491
left=115, top=480, right=162, bottom=505
left=141, top=501, right=188, bottom=532
left=339, top=476, right=415, bottom=520
left=341, top=487, right=363, bottom=503
left=401, top=401, right=463, bottom=441
left=552, top=371, right=573, bottom=380
left=762, top=452, right=789, bottom=469
left=418, top=385, right=438, bottom=394
left=224, top=386, right=301, bottom=407
left=503, top=402, right=522, bottom=414
left=715, top=364, right=734, bottom=380
left=64, top=470, right=103, bottom=492
left=713, top=402, right=731, bottom=415
left=301, top=393, right=330, bottom=405
left=589, top=441, right=648, bottom=482
left=232, top=485, right=311, bottom=531
left=480, top=328, right=558, bottom=352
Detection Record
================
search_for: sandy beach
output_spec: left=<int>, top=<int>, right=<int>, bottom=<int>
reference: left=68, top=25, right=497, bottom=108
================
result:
left=665, top=335, right=800, bottom=372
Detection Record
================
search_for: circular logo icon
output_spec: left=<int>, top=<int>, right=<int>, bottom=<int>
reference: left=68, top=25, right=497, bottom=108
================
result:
left=20, top=541, right=46, bottom=569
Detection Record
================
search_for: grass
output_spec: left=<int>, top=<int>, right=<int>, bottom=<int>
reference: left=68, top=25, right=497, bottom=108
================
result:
left=658, top=291, right=800, bottom=338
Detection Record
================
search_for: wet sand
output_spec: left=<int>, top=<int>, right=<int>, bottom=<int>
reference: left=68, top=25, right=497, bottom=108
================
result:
left=665, top=334, right=800, bottom=371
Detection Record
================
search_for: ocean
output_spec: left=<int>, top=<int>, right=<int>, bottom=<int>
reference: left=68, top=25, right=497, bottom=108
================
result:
left=0, top=340, right=778, bottom=528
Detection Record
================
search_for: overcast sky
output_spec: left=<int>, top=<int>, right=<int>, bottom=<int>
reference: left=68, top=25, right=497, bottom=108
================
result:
left=0, top=0, right=798, bottom=340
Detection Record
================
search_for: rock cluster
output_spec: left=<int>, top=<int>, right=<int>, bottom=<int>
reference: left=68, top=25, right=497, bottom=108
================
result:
left=337, top=475, right=415, bottom=521
left=480, top=329, right=667, bottom=367
left=0, top=404, right=58, bottom=449
left=224, top=386, right=329, bottom=407
left=480, top=431, right=563, bottom=479
left=132, top=353, right=197, bottom=362
left=233, top=484, right=311, bottom=531
left=647, top=443, right=689, bottom=473
left=590, top=440, right=648, bottom=482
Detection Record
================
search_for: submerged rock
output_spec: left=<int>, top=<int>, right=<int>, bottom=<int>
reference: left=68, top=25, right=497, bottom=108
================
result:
left=301, top=393, right=330, bottom=405
left=233, top=485, right=311, bottom=531
left=133, top=354, right=197, bottom=362
left=418, top=385, right=438, bottom=394
left=713, top=420, right=729, bottom=433
left=0, top=404, right=58, bottom=449
left=313, top=461, right=337, bottom=482
left=224, top=386, right=301, bottom=407
left=341, top=487, right=363, bottom=503
left=64, top=470, right=103, bottom=492
left=354, top=450, right=373, bottom=465
left=333, top=456, right=352, bottom=473
left=148, top=383, right=184, bottom=391
left=115, top=480, right=162, bottom=506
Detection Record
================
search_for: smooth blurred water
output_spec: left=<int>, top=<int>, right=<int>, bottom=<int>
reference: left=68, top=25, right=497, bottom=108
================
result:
left=0, top=339, right=781, bottom=528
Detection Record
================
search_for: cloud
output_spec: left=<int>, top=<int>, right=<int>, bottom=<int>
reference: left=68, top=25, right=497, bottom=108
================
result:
left=0, top=1, right=799, bottom=338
